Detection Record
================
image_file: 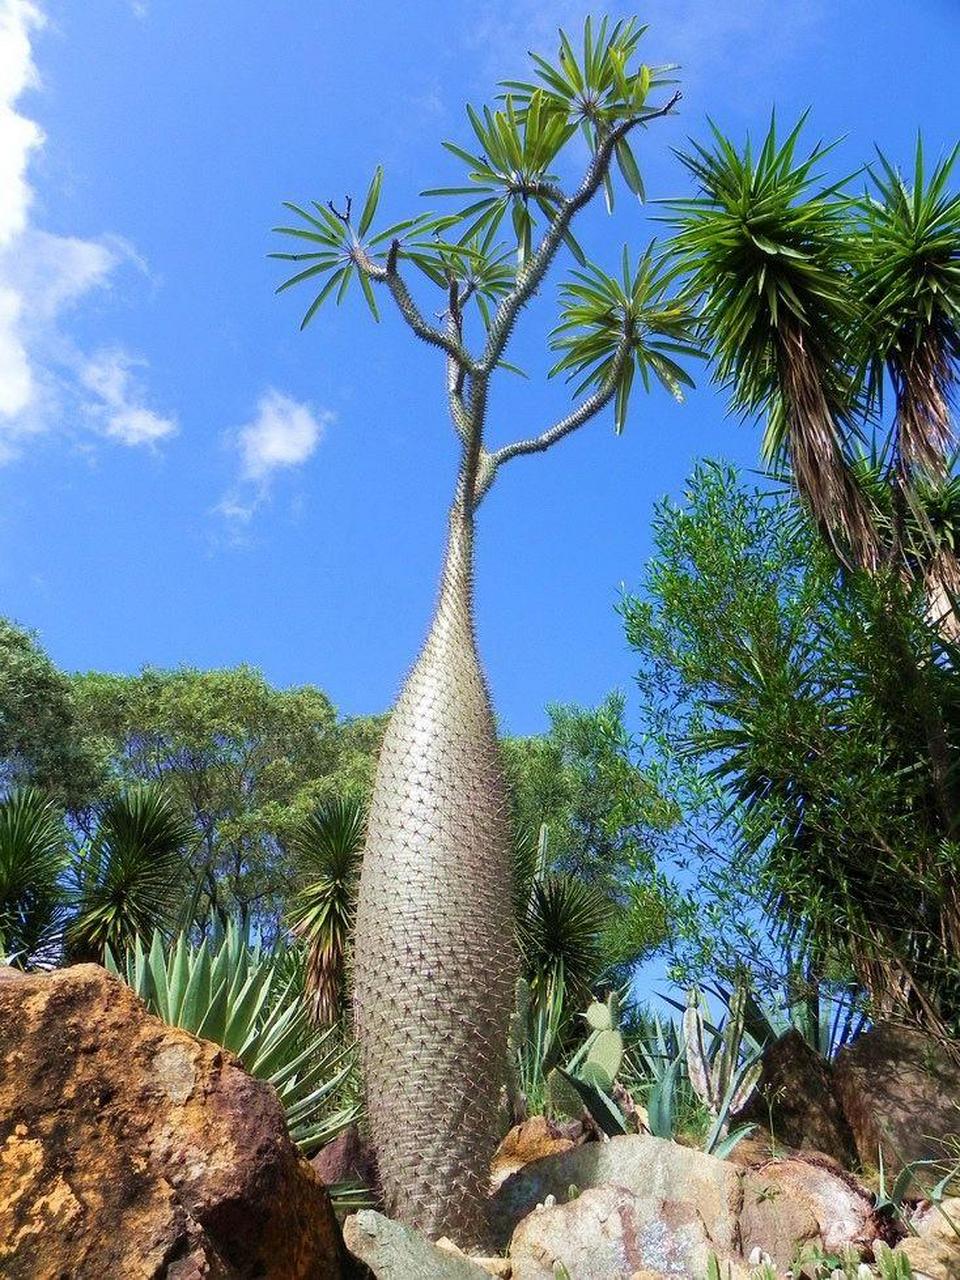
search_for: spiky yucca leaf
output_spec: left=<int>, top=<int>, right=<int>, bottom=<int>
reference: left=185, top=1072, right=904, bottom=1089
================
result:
left=107, top=922, right=357, bottom=1153
left=855, top=139, right=960, bottom=479
left=667, top=116, right=879, bottom=569
left=0, top=788, right=67, bottom=966
left=286, top=795, right=366, bottom=1025
left=517, top=873, right=608, bottom=1008
left=67, top=786, right=193, bottom=963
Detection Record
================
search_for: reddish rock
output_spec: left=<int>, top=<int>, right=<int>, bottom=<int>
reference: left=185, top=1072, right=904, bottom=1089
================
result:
left=0, top=964, right=347, bottom=1279
left=834, top=1022, right=960, bottom=1193
left=740, top=1153, right=884, bottom=1269
left=490, top=1116, right=577, bottom=1190
left=312, top=1123, right=378, bottom=1195
left=733, top=1029, right=856, bottom=1167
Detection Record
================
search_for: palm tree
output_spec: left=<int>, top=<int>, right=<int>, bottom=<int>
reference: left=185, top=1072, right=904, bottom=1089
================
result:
left=286, top=794, right=365, bottom=1025
left=666, top=116, right=879, bottom=571
left=274, top=19, right=693, bottom=1243
left=67, top=785, right=194, bottom=963
left=0, top=788, right=67, bottom=966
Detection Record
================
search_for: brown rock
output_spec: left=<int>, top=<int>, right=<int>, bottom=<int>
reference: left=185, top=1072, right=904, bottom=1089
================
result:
left=344, top=1211, right=492, bottom=1277
left=740, top=1153, right=883, bottom=1269
left=0, top=964, right=347, bottom=1279
left=492, top=1134, right=743, bottom=1255
left=507, top=1184, right=750, bottom=1280
left=312, top=1123, right=378, bottom=1193
left=490, top=1117, right=576, bottom=1190
left=834, top=1022, right=960, bottom=1193
left=733, top=1030, right=856, bottom=1167
left=897, top=1198, right=960, bottom=1279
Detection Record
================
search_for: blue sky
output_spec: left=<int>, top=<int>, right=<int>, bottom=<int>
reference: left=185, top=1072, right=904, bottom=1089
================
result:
left=1, top=0, right=958, bottom=735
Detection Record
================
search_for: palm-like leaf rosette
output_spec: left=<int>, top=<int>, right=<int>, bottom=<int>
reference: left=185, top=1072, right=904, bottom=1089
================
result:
left=854, top=140, right=960, bottom=481
left=666, top=116, right=879, bottom=570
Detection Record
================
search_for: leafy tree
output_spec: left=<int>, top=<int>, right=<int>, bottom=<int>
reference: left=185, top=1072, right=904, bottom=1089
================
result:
left=0, top=620, right=102, bottom=809
left=504, top=696, right=679, bottom=985
left=622, top=461, right=960, bottom=1037
left=273, top=17, right=694, bottom=1242
left=71, top=666, right=382, bottom=932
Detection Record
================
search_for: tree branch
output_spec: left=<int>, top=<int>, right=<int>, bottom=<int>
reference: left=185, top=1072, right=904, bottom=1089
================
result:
left=478, top=91, right=681, bottom=377
left=351, top=243, right=477, bottom=371
left=475, top=337, right=632, bottom=504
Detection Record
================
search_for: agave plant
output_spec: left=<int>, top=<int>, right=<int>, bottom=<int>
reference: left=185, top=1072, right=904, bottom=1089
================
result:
left=0, top=788, right=68, bottom=967
left=106, top=921, right=357, bottom=1153
left=67, top=785, right=194, bottom=963
left=286, top=795, right=366, bottom=1025
left=667, top=115, right=878, bottom=571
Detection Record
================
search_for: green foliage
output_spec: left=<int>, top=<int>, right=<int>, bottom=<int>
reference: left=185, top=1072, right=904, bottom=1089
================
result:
left=0, top=788, right=68, bottom=966
left=72, top=666, right=383, bottom=931
left=286, top=794, right=366, bottom=1024
left=681, top=986, right=761, bottom=1154
left=622, top=460, right=960, bottom=1034
left=549, top=247, right=699, bottom=431
left=106, top=923, right=357, bottom=1154
left=516, top=860, right=609, bottom=1009
left=547, top=994, right=630, bottom=1136
left=667, top=114, right=856, bottom=462
left=67, top=786, right=194, bottom=963
left=0, top=620, right=102, bottom=809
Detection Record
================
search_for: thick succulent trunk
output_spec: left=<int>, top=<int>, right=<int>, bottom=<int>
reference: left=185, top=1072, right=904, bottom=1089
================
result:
left=352, top=492, right=517, bottom=1246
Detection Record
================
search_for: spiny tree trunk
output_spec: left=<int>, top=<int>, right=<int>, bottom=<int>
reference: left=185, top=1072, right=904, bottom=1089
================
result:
left=352, top=488, right=517, bottom=1246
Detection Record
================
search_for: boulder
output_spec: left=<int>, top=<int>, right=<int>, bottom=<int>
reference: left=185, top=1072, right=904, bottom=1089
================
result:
left=733, top=1029, right=856, bottom=1166
left=313, top=1123, right=378, bottom=1195
left=491, top=1117, right=577, bottom=1190
left=508, top=1184, right=750, bottom=1280
left=834, top=1022, right=960, bottom=1192
left=0, top=964, right=347, bottom=1280
left=897, top=1198, right=960, bottom=1280
left=739, top=1154, right=884, bottom=1269
left=343, top=1211, right=493, bottom=1278
left=492, top=1134, right=742, bottom=1256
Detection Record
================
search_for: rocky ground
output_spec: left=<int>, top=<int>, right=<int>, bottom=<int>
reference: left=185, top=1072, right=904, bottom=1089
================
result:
left=3, top=964, right=960, bottom=1280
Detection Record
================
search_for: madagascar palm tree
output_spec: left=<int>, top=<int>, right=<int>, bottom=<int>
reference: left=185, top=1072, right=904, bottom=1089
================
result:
left=0, top=788, right=67, bottom=966
left=67, top=785, right=194, bottom=963
left=666, top=116, right=879, bottom=571
left=274, top=19, right=694, bottom=1242
left=286, top=794, right=365, bottom=1025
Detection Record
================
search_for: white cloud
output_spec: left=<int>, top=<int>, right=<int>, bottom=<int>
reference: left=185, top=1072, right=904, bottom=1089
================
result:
left=216, top=390, right=331, bottom=526
left=80, top=349, right=176, bottom=446
left=0, top=0, right=174, bottom=461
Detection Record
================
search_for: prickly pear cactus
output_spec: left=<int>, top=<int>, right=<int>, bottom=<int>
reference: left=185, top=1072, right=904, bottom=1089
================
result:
left=352, top=505, right=517, bottom=1246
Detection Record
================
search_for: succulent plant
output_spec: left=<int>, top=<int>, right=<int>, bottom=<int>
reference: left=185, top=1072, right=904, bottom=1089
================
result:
left=547, top=993, right=632, bottom=1136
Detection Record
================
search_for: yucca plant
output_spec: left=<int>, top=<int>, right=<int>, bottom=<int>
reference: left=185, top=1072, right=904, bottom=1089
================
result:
left=67, top=785, right=194, bottom=963
left=0, top=788, right=68, bottom=967
left=856, top=140, right=960, bottom=483
left=273, top=17, right=693, bottom=1243
left=286, top=795, right=365, bottom=1025
left=106, top=921, right=357, bottom=1153
left=667, top=115, right=878, bottom=570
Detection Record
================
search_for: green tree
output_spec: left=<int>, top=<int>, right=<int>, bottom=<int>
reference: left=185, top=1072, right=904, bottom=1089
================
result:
left=0, top=620, right=102, bottom=809
left=273, top=18, right=694, bottom=1242
left=622, top=461, right=960, bottom=1036
left=71, top=666, right=382, bottom=931
left=0, top=789, right=68, bottom=966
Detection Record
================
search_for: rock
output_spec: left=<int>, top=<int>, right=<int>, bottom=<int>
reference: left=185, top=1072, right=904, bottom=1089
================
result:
left=733, top=1030, right=856, bottom=1166
left=739, top=1153, right=883, bottom=1269
left=0, top=964, right=347, bottom=1280
left=313, top=1123, right=378, bottom=1194
left=834, top=1022, right=960, bottom=1193
left=492, top=1134, right=743, bottom=1256
left=507, top=1184, right=750, bottom=1280
left=896, top=1198, right=960, bottom=1279
left=721, top=1127, right=796, bottom=1169
left=344, top=1210, right=493, bottom=1278
left=491, top=1117, right=577, bottom=1190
